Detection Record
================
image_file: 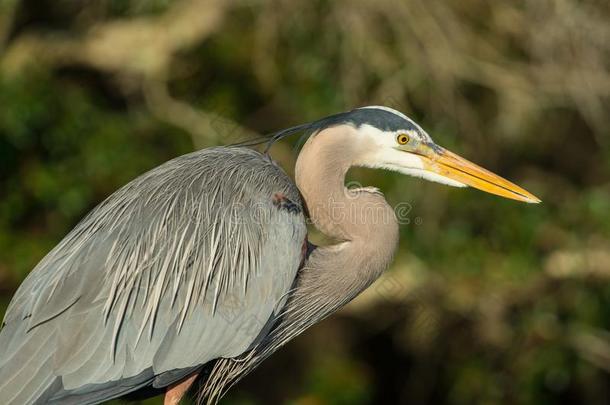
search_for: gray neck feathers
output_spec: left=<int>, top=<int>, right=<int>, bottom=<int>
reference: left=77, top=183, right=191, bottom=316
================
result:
left=295, top=124, right=399, bottom=297
left=198, top=126, right=400, bottom=401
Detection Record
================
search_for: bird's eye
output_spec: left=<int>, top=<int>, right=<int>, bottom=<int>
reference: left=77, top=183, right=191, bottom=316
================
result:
left=396, top=133, right=410, bottom=145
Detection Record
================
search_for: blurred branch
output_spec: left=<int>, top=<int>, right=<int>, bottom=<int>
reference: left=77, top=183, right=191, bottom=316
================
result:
left=0, top=0, right=260, bottom=149
left=255, top=0, right=610, bottom=144
left=0, top=0, right=18, bottom=53
left=2, top=0, right=233, bottom=79
left=545, top=246, right=610, bottom=279
left=4, top=0, right=608, bottom=145
left=144, top=79, right=260, bottom=148
left=570, top=327, right=610, bottom=373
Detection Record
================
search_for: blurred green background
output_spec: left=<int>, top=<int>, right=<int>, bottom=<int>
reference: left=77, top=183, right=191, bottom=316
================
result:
left=1, top=0, right=609, bottom=404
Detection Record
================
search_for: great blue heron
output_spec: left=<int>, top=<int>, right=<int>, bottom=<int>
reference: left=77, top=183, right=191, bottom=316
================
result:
left=0, top=106, right=539, bottom=404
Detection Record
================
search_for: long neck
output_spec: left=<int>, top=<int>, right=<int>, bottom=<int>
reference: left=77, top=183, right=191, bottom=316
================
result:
left=260, top=126, right=399, bottom=353
left=294, top=125, right=399, bottom=297
left=200, top=128, right=400, bottom=397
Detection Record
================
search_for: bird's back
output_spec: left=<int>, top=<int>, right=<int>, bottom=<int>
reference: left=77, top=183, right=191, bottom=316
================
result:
left=0, top=146, right=307, bottom=404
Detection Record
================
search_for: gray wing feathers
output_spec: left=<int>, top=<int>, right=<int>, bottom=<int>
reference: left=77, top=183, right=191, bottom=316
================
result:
left=0, top=147, right=306, bottom=404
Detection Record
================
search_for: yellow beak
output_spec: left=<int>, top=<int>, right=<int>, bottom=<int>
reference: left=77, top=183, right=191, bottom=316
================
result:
left=421, top=147, right=541, bottom=203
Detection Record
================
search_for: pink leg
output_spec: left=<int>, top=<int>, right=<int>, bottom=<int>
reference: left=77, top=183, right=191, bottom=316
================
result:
left=164, top=372, right=199, bottom=405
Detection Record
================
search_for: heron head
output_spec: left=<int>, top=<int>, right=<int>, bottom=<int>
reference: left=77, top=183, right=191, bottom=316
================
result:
left=315, top=106, right=540, bottom=203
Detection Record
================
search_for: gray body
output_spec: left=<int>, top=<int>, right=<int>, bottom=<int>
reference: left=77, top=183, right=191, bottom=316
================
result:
left=0, top=147, right=309, bottom=403
left=0, top=134, right=399, bottom=404
left=3, top=105, right=522, bottom=404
